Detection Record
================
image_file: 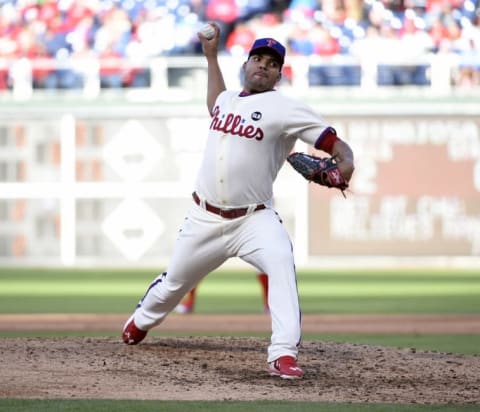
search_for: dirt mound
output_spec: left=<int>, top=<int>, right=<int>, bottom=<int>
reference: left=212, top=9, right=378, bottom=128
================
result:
left=1, top=336, right=479, bottom=403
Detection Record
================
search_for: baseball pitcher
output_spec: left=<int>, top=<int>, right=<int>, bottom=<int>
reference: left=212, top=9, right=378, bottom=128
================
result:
left=122, top=23, right=355, bottom=379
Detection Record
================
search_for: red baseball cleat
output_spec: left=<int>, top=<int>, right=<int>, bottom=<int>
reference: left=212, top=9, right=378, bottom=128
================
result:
left=122, top=315, right=147, bottom=345
left=268, top=356, right=303, bottom=379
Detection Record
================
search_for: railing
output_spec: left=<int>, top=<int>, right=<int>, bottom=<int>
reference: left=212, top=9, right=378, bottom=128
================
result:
left=0, top=52, right=474, bottom=102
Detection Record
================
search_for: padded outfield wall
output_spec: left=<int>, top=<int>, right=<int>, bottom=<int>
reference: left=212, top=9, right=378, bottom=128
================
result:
left=0, top=99, right=479, bottom=268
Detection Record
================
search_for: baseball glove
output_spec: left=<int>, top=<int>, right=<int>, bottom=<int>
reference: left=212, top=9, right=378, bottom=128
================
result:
left=287, top=152, right=348, bottom=194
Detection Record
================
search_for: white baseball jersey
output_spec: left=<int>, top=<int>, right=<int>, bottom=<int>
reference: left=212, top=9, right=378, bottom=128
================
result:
left=194, top=90, right=330, bottom=208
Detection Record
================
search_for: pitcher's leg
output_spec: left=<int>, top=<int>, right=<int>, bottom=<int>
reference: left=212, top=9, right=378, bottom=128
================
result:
left=236, top=210, right=301, bottom=362
left=132, top=207, right=228, bottom=331
left=258, top=248, right=301, bottom=363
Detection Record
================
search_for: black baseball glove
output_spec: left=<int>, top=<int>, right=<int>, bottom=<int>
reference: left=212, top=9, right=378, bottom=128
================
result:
left=287, top=152, right=348, bottom=194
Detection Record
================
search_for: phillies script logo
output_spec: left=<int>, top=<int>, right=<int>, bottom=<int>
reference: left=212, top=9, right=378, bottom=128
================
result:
left=210, top=106, right=264, bottom=141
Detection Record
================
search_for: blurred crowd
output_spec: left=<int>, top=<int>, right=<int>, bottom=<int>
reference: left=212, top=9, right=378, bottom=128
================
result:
left=0, top=0, right=479, bottom=89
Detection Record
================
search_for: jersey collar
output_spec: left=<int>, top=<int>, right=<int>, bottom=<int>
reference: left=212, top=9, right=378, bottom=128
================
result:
left=239, top=89, right=276, bottom=97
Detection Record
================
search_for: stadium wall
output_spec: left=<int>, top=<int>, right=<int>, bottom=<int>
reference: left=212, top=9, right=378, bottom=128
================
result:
left=0, top=99, right=479, bottom=269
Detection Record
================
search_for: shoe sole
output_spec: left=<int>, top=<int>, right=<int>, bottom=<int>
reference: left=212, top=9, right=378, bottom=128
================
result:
left=268, top=369, right=303, bottom=380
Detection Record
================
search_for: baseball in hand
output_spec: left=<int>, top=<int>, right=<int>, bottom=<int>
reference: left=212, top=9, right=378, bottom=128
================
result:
left=200, top=23, right=215, bottom=40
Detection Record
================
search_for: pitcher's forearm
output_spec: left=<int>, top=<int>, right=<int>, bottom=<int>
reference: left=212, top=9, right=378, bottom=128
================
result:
left=206, top=57, right=226, bottom=114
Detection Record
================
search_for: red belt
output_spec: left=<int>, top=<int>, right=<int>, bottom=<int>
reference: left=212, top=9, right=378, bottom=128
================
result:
left=192, top=192, right=265, bottom=219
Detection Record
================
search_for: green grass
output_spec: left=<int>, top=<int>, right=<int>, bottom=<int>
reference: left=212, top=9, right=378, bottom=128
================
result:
left=0, top=399, right=479, bottom=412
left=0, top=267, right=479, bottom=314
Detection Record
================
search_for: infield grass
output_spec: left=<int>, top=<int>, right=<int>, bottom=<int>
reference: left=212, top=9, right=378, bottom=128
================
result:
left=0, top=267, right=479, bottom=314
left=0, top=399, right=479, bottom=412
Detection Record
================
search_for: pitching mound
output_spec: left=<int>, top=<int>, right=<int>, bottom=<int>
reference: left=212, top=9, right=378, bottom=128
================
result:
left=1, top=336, right=479, bottom=403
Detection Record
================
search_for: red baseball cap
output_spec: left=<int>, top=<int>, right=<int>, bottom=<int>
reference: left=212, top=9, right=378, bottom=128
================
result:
left=248, top=38, right=285, bottom=67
